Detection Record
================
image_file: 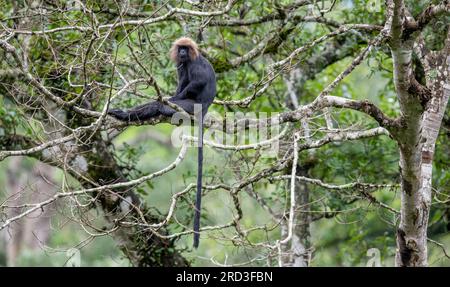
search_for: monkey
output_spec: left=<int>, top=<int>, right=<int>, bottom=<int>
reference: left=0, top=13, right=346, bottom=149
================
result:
left=108, top=37, right=216, bottom=248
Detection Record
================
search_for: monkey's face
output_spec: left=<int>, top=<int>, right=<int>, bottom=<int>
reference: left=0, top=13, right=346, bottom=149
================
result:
left=177, top=46, right=190, bottom=63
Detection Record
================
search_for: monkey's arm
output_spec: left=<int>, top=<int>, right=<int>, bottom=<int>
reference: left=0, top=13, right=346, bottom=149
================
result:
left=173, top=64, right=208, bottom=100
left=175, top=68, right=188, bottom=96
left=174, top=80, right=206, bottom=100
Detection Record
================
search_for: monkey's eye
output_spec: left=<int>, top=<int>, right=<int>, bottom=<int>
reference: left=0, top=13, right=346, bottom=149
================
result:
left=179, top=47, right=188, bottom=56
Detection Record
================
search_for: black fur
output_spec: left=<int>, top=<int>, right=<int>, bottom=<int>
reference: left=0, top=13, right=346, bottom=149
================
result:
left=108, top=45, right=216, bottom=249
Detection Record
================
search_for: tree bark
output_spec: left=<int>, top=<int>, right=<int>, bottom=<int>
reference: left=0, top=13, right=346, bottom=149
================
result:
left=395, top=78, right=449, bottom=267
left=390, top=0, right=450, bottom=265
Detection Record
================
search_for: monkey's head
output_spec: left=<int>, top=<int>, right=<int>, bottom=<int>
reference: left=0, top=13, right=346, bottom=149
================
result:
left=170, top=37, right=199, bottom=63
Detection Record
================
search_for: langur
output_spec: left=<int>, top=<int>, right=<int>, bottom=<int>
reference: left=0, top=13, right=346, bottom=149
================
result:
left=108, top=37, right=216, bottom=248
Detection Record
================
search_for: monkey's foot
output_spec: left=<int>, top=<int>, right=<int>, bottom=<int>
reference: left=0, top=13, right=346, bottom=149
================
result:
left=108, top=109, right=129, bottom=121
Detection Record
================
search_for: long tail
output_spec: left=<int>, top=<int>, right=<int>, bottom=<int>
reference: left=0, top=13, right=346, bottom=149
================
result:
left=193, top=119, right=203, bottom=248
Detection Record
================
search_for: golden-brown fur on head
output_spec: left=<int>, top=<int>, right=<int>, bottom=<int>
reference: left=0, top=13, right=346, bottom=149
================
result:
left=169, top=37, right=199, bottom=62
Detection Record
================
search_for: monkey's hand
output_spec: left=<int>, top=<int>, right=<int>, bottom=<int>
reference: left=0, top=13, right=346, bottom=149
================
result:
left=108, top=108, right=129, bottom=121
left=171, top=91, right=187, bottom=101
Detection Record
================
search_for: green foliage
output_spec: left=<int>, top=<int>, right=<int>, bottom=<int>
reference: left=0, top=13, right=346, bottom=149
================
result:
left=0, top=0, right=448, bottom=267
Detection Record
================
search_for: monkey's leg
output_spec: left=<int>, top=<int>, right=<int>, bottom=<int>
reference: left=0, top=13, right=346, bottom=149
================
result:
left=109, top=99, right=200, bottom=121
left=108, top=108, right=130, bottom=121
left=159, top=99, right=197, bottom=116
left=108, top=101, right=162, bottom=121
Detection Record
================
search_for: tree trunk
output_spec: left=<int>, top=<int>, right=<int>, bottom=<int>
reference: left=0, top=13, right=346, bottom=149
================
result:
left=394, top=50, right=449, bottom=266
left=3, top=159, right=55, bottom=266
left=396, top=83, right=449, bottom=266
left=388, top=0, right=450, bottom=266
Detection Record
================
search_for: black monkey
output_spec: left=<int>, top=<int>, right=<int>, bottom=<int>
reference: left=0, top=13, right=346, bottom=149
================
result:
left=108, top=37, right=216, bottom=248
